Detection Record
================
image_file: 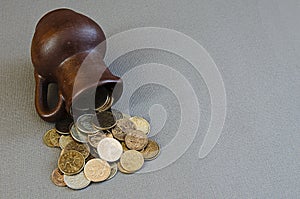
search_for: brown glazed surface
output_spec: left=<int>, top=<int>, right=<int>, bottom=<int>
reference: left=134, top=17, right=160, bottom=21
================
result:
left=31, top=8, right=122, bottom=122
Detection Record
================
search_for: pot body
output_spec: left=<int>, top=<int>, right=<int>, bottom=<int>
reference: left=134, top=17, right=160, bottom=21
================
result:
left=31, top=8, right=122, bottom=122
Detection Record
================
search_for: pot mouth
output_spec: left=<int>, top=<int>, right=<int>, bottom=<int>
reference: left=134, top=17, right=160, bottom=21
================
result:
left=69, top=79, right=123, bottom=118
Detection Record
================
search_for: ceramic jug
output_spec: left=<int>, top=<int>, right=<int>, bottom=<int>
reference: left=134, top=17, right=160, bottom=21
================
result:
left=31, top=8, right=123, bottom=122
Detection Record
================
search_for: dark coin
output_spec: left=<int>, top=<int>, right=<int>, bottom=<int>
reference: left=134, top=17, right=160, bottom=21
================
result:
left=55, top=117, right=73, bottom=134
left=92, top=111, right=116, bottom=130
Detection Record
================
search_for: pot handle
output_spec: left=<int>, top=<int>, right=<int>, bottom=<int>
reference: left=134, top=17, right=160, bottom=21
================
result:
left=34, top=70, right=67, bottom=122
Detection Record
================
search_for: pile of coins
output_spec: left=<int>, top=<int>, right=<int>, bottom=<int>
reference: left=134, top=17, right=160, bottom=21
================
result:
left=43, top=109, right=160, bottom=190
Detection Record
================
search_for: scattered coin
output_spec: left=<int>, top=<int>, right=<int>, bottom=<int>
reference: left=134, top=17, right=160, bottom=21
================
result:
left=43, top=129, right=55, bottom=147
left=125, top=130, right=148, bottom=151
left=129, top=116, right=150, bottom=135
left=117, top=162, right=133, bottom=174
left=76, top=114, right=98, bottom=134
left=51, top=168, right=66, bottom=187
left=42, top=110, right=159, bottom=189
left=140, top=139, right=160, bottom=160
left=97, top=138, right=123, bottom=162
left=120, top=150, right=144, bottom=173
left=107, top=162, right=118, bottom=180
left=84, top=158, right=111, bottom=182
left=59, top=135, right=74, bottom=149
left=64, top=171, right=91, bottom=190
left=64, top=140, right=90, bottom=159
left=92, top=111, right=116, bottom=130
left=70, top=124, right=88, bottom=143
left=88, top=131, right=107, bottom=148
left=58, top=150, right=85, bottom=175
left=55, top=117, right=73, bottom=135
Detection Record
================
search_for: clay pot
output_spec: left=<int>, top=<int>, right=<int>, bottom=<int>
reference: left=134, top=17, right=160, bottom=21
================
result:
left=31, top=8, right=122, bottom=122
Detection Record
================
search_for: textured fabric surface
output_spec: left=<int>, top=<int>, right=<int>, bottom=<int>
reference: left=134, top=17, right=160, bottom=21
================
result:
left=0, top=0, right=299, bottom=198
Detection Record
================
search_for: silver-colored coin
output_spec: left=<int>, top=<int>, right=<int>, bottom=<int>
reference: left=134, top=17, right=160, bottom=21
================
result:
left=107, top=162, right=118, bottom=180
left=64, top=171, right=91, bottom=190
left=70, top=124, right=88, bottom=143
left=97, top=138, right=123, bottom=162
left=76, top=114, right=98, bottom=134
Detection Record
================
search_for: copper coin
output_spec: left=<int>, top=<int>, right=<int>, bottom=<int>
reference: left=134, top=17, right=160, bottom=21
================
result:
left=55, top=117, right=73, bottom=134
left=84, top=158, right=111, bottom=182
left=125, top=130, right=148, bottom=151
left=58, top=150, right=85, bottom=175
left=51, top=168, right=66, bottom=187
left=120, top=150, right=144, bottom=172
left=140, top=139, right=160, bottom=160
left=64, top=140, right=90, bottom=159
left=92, top=111, right=116, bottom=130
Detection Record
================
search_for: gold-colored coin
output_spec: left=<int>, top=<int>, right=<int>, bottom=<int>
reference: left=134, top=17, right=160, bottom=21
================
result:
left=129, top=116, right=150, bottom=135
left=117, top=162, right=133, bottom=174
left=51, top=168, right=66, bottom=187
left=59, top=135, right=74, bottom=149
left=140, top=139, right=160, bottom=160
left=49, top=130, right=61, bottom=147
left=125, top=130, right=148, bottom=151
left=88, top=131, right=107, bottom=148
left=43, top=129, right=60, bottom=147
left=58, top=150, right=85, bottom=175
left=120, top=150, right=144, bottom=172
left=84, top=158, right=111, bottom=182
left=64, top=140, right=90, bottom=159
left=43, top=129, right=55, bottom=147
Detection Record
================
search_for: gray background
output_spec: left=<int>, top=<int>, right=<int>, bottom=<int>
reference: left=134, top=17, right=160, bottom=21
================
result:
left=0, top=0, right=299, bottom=198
